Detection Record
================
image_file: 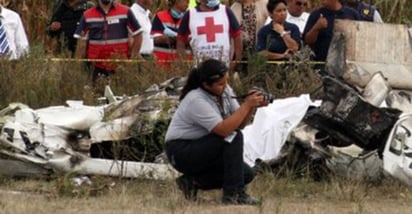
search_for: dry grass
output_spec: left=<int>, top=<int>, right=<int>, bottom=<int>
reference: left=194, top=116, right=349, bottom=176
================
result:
left=0, top=172, right=411, bottom=213
left=0, top=47, right=189, bottom=108
left=0, top=46, right=320, bottom=109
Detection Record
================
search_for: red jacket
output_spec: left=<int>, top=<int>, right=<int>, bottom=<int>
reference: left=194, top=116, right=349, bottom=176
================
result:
left=151, top=9, right=191, bottom=67
left=74, top=3, right=141, bottom=70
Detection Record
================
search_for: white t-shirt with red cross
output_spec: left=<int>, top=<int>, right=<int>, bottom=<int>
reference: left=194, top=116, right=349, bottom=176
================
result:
left=188, top=6, right=231, bottom=63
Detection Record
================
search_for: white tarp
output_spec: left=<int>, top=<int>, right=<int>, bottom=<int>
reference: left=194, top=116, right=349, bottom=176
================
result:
left=242, top=94, right=320, bottom=166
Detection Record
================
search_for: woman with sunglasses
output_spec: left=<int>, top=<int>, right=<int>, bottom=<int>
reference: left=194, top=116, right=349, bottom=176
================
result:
left=286, top=0, right=309, bottom=34
left=256, top=0, right=301, bottom=60
left=164, top=59, right=268, bottom=205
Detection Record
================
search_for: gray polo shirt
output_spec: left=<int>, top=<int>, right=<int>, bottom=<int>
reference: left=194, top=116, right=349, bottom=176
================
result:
left=165, top=86, right=240, bottom=142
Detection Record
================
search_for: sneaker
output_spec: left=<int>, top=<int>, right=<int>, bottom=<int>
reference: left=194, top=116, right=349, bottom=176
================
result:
left=176, top=175, right=198, bottom=201
left=222, top=192, right=261, bottom=205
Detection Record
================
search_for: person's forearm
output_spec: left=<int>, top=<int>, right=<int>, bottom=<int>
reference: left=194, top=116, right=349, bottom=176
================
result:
left=239, top=107, right=255, bottom=129
left=75, top=39, right=86, bottom=59
left=233, top=35, right=243, bottom=61
left=154, top=35, right=172, bottom=45
left=176, top=39, right=186, bottom=59
left=304, top=27, right=319, bottom=46
left=212, top=102, right=254, bottom=137
left=283, top=35, right=299, bottom=52
left=258, top=50, right=287, bottom=60
left=130, top=33, right=143, bottom=58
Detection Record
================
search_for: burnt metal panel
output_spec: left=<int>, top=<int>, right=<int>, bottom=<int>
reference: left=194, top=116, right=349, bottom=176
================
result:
left=304, top=77, right=401, bottom=151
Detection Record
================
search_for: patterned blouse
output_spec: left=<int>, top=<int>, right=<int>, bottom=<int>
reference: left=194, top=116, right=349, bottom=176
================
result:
left=241, top=2, right=257, bottom=57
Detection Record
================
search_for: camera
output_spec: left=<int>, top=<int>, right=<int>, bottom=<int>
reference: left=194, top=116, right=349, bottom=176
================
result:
left=261, top=92, right=275, bottom=103
left=232, top=87, right=274, bottom=103
left=251, top=87, right=275, bottom=103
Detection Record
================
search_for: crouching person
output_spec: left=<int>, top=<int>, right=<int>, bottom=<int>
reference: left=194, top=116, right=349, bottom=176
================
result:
left=164, top=59, right=268, bottom=205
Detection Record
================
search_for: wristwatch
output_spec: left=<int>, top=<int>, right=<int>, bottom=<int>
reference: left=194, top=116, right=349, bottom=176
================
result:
left=280, top=31, right=290, bottom=37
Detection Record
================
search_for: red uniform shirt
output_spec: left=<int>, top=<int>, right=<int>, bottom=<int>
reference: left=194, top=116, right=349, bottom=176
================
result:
left=74, top=3, right=141, bottom=70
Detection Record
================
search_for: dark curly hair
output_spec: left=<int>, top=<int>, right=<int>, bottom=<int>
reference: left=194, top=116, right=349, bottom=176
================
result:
left=267, top=0, right=287, bottom=14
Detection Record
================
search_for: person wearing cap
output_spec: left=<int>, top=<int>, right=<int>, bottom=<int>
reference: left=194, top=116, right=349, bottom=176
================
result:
left=151, top=0, right=191, bottom=67
left=342, top=0, right=383, bottom=23
left=164, top=58, right=268, bottom=205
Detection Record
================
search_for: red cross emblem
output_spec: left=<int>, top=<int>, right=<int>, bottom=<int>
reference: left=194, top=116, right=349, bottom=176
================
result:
left=197, top=17, right=224, bottom=42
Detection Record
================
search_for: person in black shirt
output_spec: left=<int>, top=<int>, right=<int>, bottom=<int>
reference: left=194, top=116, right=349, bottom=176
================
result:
left=342, top=0, right=383, bottom=23
left=46, top=0, right=94, bottom=56
left=302, top=0, right=359, bottom=67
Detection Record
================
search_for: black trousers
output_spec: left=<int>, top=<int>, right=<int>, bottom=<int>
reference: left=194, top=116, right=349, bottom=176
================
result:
left=165, top=131, right=255, bottom=195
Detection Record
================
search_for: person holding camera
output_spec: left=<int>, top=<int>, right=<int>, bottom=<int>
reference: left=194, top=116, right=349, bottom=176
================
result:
left=164, top=58, right=269, bottom=205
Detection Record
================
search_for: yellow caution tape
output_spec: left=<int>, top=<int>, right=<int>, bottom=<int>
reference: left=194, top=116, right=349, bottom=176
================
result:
left=45, top=57, right=326, bottom=65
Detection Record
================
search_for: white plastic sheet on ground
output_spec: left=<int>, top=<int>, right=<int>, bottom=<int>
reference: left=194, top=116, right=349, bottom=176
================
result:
left=242, top=94, right=320, bottom=167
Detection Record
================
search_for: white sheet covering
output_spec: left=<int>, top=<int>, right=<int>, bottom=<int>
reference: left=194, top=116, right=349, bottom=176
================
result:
left=242, top=94, right=319, bottom=167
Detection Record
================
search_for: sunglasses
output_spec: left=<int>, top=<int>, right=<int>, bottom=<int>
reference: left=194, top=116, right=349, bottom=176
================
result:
left=295, top=1, right=307, bottom=6
left=207, top=70, right=227, bottom=81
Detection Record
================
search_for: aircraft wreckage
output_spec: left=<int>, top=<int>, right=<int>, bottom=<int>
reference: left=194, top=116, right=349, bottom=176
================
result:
left=0, top=21, right=412, bottom=185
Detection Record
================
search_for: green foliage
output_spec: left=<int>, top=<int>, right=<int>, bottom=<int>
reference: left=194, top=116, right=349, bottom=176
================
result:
left=373, top=0, right=412, bottom=25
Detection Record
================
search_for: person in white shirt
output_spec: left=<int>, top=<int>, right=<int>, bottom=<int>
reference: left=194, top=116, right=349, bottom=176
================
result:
left=0, top=4, right=29, bottom=59
left=285, top=0, right=309, bottom=34
left=131, top=0, right=154, bottom=56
